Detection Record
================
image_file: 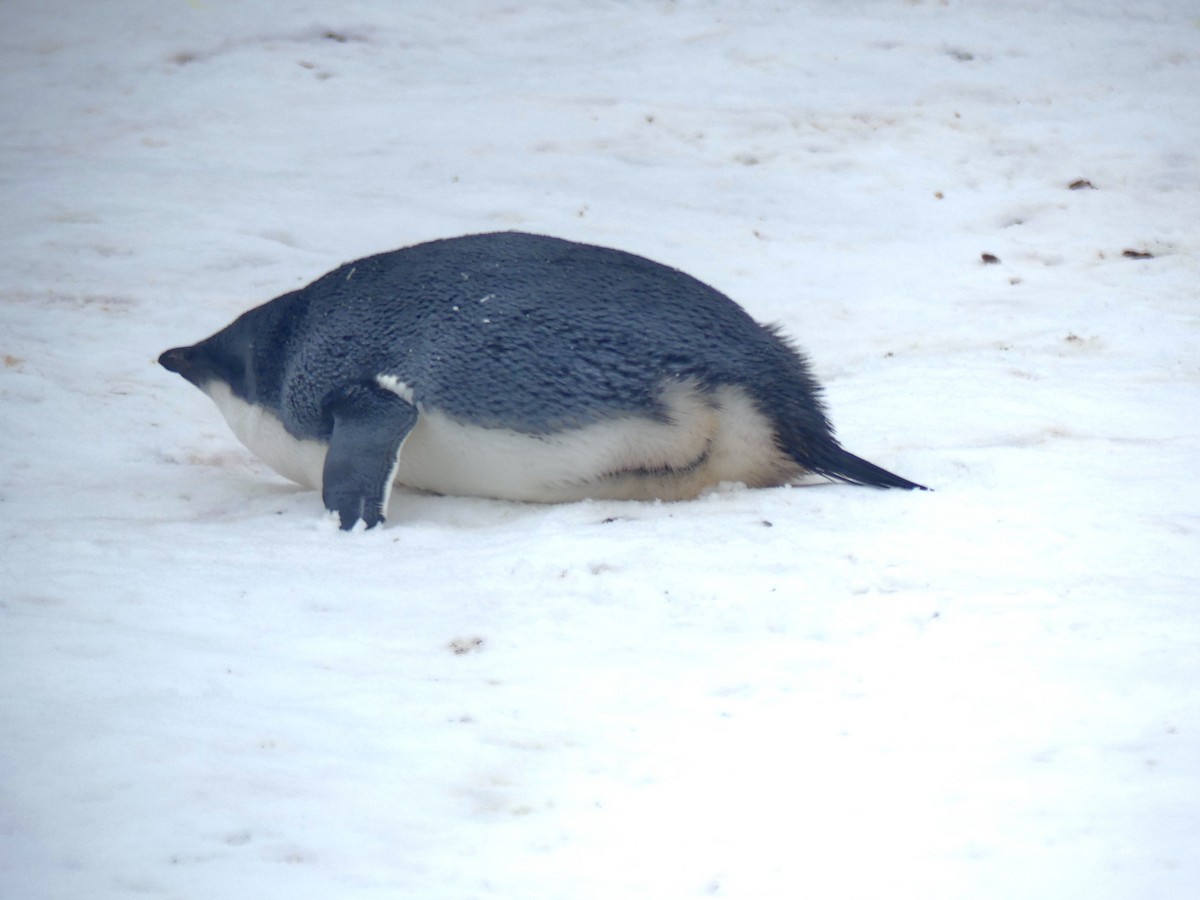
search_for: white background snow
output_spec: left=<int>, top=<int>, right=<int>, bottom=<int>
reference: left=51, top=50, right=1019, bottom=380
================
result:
left=2, top=1, right=1198, bottom=897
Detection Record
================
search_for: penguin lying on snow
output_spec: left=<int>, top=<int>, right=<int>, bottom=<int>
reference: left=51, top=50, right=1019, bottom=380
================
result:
left=160, top=231, right=925, bottom=530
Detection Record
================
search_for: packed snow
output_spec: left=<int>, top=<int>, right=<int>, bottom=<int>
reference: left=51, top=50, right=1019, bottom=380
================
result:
left=2, top=1, right=1198, bottom=897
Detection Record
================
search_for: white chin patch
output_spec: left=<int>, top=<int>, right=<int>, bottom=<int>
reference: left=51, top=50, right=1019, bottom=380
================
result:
left=202, top=381, right=327, bottom=490
left=388, top=379, right=800, bottom=503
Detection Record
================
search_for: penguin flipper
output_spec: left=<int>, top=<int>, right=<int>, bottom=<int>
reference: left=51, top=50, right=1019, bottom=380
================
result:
left=321, top=383, right=419, bottom=530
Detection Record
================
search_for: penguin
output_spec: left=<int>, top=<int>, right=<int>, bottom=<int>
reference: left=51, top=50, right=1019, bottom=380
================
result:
left=160, top=231, right=925, bottom=530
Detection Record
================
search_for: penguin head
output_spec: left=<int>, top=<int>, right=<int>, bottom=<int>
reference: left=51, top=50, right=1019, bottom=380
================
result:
left=159, top=322, right=257, bottom=402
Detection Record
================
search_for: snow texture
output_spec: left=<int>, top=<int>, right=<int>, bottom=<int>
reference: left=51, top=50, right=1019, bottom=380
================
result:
left=2, top=1, right=1198, bottom=898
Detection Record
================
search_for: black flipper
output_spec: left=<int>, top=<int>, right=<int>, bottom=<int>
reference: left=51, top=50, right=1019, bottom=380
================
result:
left=806, top=443, right=928, bottom=491
left=321, top=383, right=419, bottom=530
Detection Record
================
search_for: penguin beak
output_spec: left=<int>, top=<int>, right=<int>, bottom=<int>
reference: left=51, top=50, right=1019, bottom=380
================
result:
left=159, top=346, right=204, bottom=387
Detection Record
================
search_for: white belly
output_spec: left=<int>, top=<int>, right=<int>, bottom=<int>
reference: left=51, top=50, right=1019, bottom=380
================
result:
left=204, top=379, right=800, bottom=503
left=395, top=380, right=798, bottom=502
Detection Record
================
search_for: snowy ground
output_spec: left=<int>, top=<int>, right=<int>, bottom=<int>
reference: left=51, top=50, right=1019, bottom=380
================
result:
left=3, top=1, right=1199, bottom=897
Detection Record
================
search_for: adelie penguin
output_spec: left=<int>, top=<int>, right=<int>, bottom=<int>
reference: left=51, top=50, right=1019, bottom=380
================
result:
left=160, top=231, right=926, bottom=530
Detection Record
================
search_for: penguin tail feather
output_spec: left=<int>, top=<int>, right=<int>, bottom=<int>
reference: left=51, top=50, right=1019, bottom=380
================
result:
left=807, top=445, right=929, bottom=491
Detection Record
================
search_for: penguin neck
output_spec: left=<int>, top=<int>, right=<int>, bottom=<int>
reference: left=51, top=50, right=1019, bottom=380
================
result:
left=202, top=380, right=327, bottom=491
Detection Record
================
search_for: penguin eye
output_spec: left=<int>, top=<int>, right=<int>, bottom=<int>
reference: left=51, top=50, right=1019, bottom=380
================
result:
left=243, top=341, right=257, bottom=396
left=206, top=335, right=255, bottom=401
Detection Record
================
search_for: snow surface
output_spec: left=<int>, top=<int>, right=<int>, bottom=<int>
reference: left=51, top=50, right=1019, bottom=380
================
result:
left=3, top=1, right=1199, bottom=897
